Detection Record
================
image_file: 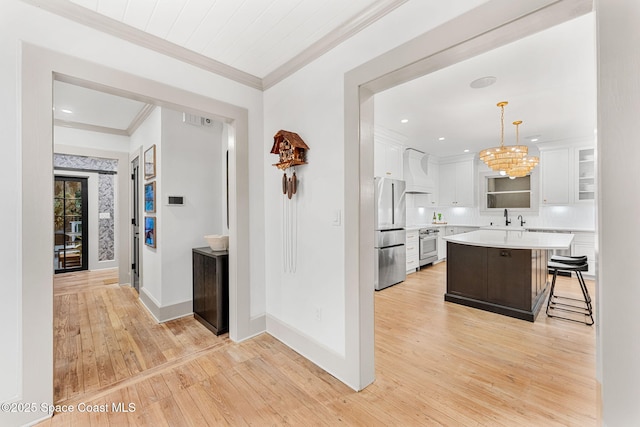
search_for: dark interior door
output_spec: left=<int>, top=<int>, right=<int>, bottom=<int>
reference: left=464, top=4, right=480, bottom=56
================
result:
left=132, top=157, right=140, bottom=292
left=54, top=176, right=88, bottom=273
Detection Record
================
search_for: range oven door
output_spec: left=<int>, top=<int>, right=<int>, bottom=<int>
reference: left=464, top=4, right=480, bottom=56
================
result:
left=419, top=234, right=438, bottom=266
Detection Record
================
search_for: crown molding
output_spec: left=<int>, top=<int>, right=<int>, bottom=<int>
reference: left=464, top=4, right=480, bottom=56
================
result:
left=127, top=104, right=156, bottom=136
left=23, top=0, right=407, bottom=92
left=262, top=0, right=409, bottom=90
left=22, top=0, right=264, bottom=90
left=54, top=119, right=129, bottom=136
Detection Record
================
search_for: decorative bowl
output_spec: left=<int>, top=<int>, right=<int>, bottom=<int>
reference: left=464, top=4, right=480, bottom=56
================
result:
left=204, top=235, right=229, bottom=251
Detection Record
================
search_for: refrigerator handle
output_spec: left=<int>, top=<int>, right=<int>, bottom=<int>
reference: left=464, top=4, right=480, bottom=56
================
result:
left=391, top=182, right=395, bottom=225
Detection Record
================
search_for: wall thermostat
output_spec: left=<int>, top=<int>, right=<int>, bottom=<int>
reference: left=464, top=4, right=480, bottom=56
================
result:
left=167, top=196, right=184, bottom=206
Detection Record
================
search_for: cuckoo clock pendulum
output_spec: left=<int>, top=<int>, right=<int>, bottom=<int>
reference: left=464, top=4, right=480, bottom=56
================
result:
left=270, top=130, right=309, bottom=273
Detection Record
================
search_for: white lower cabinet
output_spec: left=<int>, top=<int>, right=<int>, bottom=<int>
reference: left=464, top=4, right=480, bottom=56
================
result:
left=437, top=234, right=446, bottom=261
left=406, top=229, right=419, bottom=273
left=527, top=228, right=596, bottom=278
left=572, top=232, right=595, bottom=277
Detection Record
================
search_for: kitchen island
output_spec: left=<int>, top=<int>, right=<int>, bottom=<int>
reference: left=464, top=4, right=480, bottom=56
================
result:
left=443, top=230, right=574, bottom=321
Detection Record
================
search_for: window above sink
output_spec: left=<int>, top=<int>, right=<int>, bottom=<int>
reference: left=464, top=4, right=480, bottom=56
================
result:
left=480, top=170, right=539, bottom=213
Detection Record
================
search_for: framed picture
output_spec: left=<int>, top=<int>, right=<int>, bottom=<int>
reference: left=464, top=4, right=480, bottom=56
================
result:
left=144, top=145, right=156, bottom=180
left=144, top=182, right=155, bottom=213
left=144, top=216, right=156, bottom=248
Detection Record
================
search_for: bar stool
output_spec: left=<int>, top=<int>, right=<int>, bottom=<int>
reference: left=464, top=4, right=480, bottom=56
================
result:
left=546, top=255, right=594, bottom=325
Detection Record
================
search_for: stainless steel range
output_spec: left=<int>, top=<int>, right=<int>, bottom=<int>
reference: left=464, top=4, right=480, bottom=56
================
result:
left=419, top=227, right=439, bottom=267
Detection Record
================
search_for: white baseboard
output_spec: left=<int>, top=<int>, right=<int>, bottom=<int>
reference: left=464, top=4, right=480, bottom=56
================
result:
left=266, top=314, right=358, bottom=391
left=138, top=287, right=192, bottom=323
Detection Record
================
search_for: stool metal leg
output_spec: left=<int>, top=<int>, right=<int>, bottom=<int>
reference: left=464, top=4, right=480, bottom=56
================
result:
left=545, top=266, right=593, bottom=326
left=546, top=268, right=559, bottom=316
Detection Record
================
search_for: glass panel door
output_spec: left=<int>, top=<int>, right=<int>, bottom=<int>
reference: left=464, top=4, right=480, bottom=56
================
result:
left=54, top=176, right=88, bottom=273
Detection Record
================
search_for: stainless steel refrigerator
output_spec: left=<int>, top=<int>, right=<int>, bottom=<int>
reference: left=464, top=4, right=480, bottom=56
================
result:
left=374, top=177, right=406, bottom=290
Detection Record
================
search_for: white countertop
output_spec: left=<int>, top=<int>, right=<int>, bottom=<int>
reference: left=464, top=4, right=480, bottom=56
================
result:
left=442, top=229, right=574, bottom=250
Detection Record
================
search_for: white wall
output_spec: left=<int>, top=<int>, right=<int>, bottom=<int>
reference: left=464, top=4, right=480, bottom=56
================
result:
left=160, top=108, right=223, bottom=307
left=0, top=2, right=22, bottom=408
left=131, top=107, right=163, bottom=306
left=132, top=107, right=225, bottom=319
left=1, top=1, right=263, bottom=425
left=408, top=201, right=596, bottom=230
left=263, top=0, right=489, bottom=388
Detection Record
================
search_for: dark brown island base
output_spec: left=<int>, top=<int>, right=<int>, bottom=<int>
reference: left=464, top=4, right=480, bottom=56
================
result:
left=443, top=230, right=574, bottom=322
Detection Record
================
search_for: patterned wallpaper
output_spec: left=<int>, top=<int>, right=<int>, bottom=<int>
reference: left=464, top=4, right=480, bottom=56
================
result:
left=98, top=174, right=115, bottom=261
left=54, top=153, right=117, bottom=261
left=54, top=153, right=118, bottom=172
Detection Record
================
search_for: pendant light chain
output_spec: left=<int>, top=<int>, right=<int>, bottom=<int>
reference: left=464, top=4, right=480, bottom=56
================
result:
left=500, top=102, right=505, bottom=148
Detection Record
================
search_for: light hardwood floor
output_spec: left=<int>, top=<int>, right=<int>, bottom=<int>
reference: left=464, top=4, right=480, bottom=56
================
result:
left=40, top=263, right=596, bottom=426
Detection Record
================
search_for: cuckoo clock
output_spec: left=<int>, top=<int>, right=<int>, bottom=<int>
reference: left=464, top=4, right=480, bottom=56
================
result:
left=270, top=130, right=309, bottom=170
left=270, top=130, right=309, bottom=199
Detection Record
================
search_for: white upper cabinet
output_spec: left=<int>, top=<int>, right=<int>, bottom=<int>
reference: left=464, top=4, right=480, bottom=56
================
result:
left=374, top=141, right=403, bottom=178
left=540, top=148, right=571, bottom=205
left=374, top=126, right=406, bottom=179
left=539, top=145, right=594, bottom=205
left=438, top=157, right=475, bottom=207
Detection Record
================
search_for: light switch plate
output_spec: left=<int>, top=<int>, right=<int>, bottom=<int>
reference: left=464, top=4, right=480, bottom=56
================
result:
left=332, top=209, right=341, bottom=226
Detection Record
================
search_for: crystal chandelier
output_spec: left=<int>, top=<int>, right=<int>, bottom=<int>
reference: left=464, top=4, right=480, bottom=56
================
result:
left=479, top=101, right=538, bottom=178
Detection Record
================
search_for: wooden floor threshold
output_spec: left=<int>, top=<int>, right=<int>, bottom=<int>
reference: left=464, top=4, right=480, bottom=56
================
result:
left=54, top=336, right=233, bottom=410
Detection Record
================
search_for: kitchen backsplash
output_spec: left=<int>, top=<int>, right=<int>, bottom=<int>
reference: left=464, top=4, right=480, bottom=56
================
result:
left=406, top=199, right=595, bottom=230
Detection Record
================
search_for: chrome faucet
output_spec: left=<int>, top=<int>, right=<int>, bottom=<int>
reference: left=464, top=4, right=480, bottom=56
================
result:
left=517, top=215, right=526, bottom=227
left=504, top=209, right=511, bottom=226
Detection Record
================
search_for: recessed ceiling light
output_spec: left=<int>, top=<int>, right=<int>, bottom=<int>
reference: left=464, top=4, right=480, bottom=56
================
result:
left=463, top=149, right=469, bottom=153
left=61, top=109, right=73, bottom=114
left=469, top=76, right=497, bottom=89
left=527, top=134, right=541, bottom=142
left=400, top=119, right=409, bottom=123
left=438, top=137, right=445, bottom=141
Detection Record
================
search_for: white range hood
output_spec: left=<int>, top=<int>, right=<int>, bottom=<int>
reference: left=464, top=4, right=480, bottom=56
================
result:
left=404, top=148, right=435, bottom=193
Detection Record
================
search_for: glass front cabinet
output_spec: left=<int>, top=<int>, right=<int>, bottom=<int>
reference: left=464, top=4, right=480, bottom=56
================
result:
left=577, top=147, right=595, bottom=202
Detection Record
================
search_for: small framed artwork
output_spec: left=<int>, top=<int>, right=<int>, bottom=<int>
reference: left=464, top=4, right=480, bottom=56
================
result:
left=144, top=216, right=156, bottom=248
left=144, top=145, right=156, bottom=180
left=144, top=182, right=155, bottom=213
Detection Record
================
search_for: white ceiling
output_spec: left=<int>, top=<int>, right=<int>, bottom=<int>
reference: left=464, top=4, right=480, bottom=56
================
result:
left=59, top=0, right=399, bottom=81
left=49, top=2, right=596, bottom=162
left=374, top=13, right=596, bottom=158
left=54, top=80, right=149, bottom=132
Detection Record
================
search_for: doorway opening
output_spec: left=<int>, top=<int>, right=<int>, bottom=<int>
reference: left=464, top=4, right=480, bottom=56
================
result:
left=21, top=41, right=251, bottom=411
left=131, top=156, right=140, bottom=292
left=344, top=1, right=596, bottom=391
left=50, top=75, right=237, bottom=405
left=54, top=176, right=88, bottom=273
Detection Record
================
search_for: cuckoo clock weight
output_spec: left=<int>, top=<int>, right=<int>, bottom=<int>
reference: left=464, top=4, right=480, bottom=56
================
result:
left=270, top=130, right=309, bottom=273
